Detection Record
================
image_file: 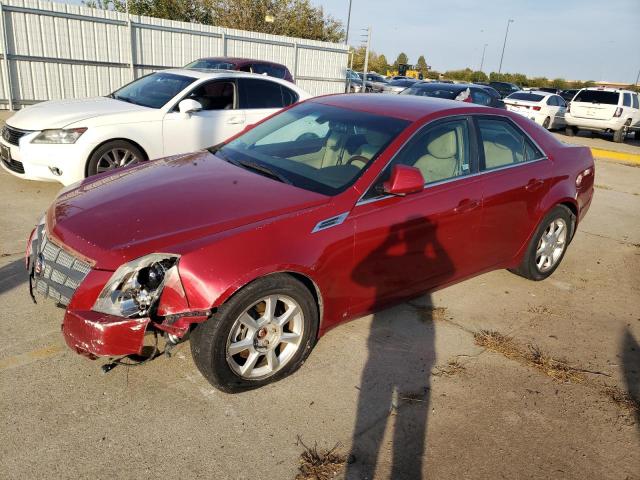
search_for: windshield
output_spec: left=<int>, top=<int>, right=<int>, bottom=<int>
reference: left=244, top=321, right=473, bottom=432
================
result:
left=507, top=92, right=544, bottom=102
left=185, top=59, right=236, bottom=70
left=574, top=90, right=619, bottom=105
left=400, top=85, right=457, bottom=99
left=215, top=102, right=409, bottom=196
left=111, top=72, right=196, bottom=108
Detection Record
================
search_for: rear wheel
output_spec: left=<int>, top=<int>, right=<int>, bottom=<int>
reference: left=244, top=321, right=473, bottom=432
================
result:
left=190, top=274, right=318, bottom=393
left=565, top=126, right=577, bottom=137
left=87, top=140, right=144, bottom=177
left=612, top=127, right=626, bottom=143
left=511, top=205, right=574, bottom=281
left=542, top=117, right=551, bottom=129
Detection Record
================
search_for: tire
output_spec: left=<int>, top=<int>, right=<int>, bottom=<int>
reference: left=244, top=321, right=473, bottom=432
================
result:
left=565, top=126, right=577, bottom=137
left=86, top=140, right=145, bottom=177
left=511, top=205, right=575, bottom=281
left=612, top=128, right=626, bottom=143
left=542, top=117, right=551, bottom=129
left=190, top=274, right=319, bottom=393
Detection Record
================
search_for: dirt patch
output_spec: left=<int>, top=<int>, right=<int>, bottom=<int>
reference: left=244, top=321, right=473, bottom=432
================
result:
left=474, top=330, right=585, bottom=383
left=295, top=436, right=347, bottom=480
left=527, top=305, right=552, bottom=315
left=410, top=304, right=448, bottom=322
left=433, top=359, right=466, bottom=377
left=602, top=385, right=640, bottom=416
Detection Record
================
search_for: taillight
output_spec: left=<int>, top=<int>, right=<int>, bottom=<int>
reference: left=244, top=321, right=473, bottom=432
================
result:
left=614, top=107, right=623, bottom=117
left=532, top=106, right=541, bottom=111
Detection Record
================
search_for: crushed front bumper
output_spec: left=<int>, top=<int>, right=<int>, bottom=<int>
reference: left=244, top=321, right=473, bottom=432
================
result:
left=62, top=310, right=150, bottom=358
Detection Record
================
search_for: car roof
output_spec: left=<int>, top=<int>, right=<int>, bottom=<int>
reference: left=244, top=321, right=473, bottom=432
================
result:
left=158, top=68, right=303, bottom=92
left=192, top=57, right=288, bottom=68
left=582, top=87, right=634, bottom=93
left=310, top=94, right=486, bottom=122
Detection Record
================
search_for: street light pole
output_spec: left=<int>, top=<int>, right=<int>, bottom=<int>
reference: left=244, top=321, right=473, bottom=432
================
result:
left=361, top=26, right=371, bottom=93
left=498, top=19, right=514, bottom=74
left=345, top=0, right=353, bottom=44
left=479, top=43, right=488, bottom=72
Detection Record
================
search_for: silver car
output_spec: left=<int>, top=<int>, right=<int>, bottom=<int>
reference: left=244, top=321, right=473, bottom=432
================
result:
left=382, top=78, right=419, bottom=94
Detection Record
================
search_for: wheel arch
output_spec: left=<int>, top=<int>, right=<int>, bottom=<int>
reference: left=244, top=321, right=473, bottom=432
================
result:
left=212, top=269, right=325, bottom=336
left=84, top=137, right=150, bottom=177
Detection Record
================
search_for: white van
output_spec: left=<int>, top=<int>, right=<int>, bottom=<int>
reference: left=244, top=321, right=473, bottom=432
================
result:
left=564, top=87, right=640, bottom=142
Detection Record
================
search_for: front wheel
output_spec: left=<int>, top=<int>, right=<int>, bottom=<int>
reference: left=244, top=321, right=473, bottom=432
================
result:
left=87, top=140, right=144, bottom=177
left=190, top=274, right=319, bottom=393
left=511, top=205, right=575, bottom=281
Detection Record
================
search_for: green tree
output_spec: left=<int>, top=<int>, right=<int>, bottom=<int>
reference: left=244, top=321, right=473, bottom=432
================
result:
left=376, top=54, right=389, bottom=75
left=415, top=55, right=428, bottom=74
left=393, top=52, right=409, bottom=70
left=84, top=0, right=345, bottom=42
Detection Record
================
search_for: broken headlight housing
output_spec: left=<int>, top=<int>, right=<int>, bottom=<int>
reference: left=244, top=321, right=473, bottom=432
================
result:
left=93, top=253, right=180, bottom=318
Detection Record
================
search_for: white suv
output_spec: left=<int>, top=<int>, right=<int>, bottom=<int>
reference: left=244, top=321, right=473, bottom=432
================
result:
left=564, top=87, right=640, bottom=142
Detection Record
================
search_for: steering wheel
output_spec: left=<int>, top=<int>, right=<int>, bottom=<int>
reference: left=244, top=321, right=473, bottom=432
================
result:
left=345, top=155, right=369, bottom=169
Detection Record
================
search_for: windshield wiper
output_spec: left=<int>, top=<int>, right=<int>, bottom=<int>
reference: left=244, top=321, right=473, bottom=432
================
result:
left=237, top=160, right=291, bottom=184
left=113, top=95, right=137, bottom=105
left=207, top=142, right=225, bottom=155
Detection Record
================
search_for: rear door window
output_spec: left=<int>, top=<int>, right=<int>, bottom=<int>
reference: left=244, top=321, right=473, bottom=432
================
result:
left=574, top=90, right=619, bottom=104
left=477, top=117, right=543, bottom=170
left=546, top=96, right=557, bottom=106
left=252, top=64, right=287, bottom=79
left=623, top=93, right=632, bottom=107
left=507, top=92, right=544, bottom=102
left=238, top=78, right=296, bottom=109
left=633, top=94, right=639, bottom=109
left=471, top=89, right=492, bottom=106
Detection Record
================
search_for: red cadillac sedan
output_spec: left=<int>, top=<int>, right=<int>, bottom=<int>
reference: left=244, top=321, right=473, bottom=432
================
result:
left=26, top=95, right=594, bottom=392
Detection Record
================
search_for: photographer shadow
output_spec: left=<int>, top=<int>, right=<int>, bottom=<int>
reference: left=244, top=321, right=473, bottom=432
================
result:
left=346, top=216, right=454, bottom=479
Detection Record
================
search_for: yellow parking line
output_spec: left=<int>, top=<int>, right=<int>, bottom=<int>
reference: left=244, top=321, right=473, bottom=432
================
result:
left=0, top=344, right=65, bottom=371
left=591, top=148, right=640, bottom=165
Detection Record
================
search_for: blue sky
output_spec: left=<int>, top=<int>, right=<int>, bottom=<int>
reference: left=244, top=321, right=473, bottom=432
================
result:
left=319, top=0, right=640, bottom=83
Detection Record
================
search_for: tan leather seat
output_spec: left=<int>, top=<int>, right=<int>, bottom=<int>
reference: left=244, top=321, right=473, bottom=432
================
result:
left=483, top=134, right=522, bottom=169
left=349, top=130, right=388, bottom=169
left=413, top=129, right=459, bottom=183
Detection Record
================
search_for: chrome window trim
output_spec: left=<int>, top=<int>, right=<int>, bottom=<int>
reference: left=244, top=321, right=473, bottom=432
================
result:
left=355, top=112, right=548, bottom=207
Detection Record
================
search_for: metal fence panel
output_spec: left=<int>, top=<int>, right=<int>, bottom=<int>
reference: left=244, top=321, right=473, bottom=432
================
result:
left=0, top=0, right=348, bottom=109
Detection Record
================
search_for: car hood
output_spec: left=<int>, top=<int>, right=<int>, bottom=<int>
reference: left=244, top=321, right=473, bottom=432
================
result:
left=7, top=97, right=149, bottom=130
left=47, top=152, right=329, bottom=270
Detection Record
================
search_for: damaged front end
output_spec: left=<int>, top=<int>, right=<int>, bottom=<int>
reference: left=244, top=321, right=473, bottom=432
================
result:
left=27, top=223, right=208, bottom=359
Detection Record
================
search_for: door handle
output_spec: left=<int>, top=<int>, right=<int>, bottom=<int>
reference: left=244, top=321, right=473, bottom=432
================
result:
left=453, top=199, right=480, bottom=214
left=227, top=116, right=245, bottom=125
left=525, top=179, right=544, bottom=192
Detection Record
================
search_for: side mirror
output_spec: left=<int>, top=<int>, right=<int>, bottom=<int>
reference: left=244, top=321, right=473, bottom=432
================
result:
left=178, top=99, right=203, bottom=116
left=383, top=165, right=425, bottom=196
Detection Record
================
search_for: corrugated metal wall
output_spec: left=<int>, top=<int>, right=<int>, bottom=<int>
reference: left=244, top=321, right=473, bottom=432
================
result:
left=0, top=0, right=349, bottom=109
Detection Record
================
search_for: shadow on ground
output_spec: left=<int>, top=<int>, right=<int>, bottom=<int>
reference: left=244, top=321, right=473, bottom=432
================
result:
left=0, top=259, right=27, bottom=295
left=346, top=216, right=453, bottom=479
left=621, top=327, right=640, bottom=428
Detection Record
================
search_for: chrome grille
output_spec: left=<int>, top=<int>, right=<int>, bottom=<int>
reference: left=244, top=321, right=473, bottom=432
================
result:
left=2, top=125, right=33, bottom=146
left=30, top=225, right=92, bottom=306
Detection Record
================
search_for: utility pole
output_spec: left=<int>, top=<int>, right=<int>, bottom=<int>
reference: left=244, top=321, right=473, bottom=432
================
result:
left=498, top=19, right=514, bottom=74
left=635, top=68, right=640, bottom=87
left=345, top=0, right=353, bottom=44
left=479, top=43, right=488, bottom=72
left=361, top=26, right=371, bottom=93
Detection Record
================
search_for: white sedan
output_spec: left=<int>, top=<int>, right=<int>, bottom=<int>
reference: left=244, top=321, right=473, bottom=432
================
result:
left=0, top=70, right=309, bottom=185
left=503, top=90, right=567, bottom=130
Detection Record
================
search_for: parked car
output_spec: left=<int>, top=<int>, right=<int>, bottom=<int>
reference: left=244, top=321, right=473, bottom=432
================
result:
left=504, top=91, right=567, bottom=130
left=185, top=57, right=294, bottom=83
left=346, top=69, right=367, bottom=93
left=401, top=82, right=505, bottom=108
left=358, top=72, right=389, bottom=92
left=489, top=81, right=521, bottom=98
left=564, top=87, right=640, bottom=142
left=382, top=78, right=419, bottom=94
left=0, top=70, right=309, bottom=185
left=559, top=89, right=579, bottom=103
left=26, top=94, right=594, bottom=392
left=537, top=87, right=560, bottom=94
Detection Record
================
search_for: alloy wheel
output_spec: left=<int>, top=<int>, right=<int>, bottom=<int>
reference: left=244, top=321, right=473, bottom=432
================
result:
left=96, top=148, right=140, bottom=173
left=226, top=295, right=304, bottom=380
left=535, top=218, right=567, bottom=272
